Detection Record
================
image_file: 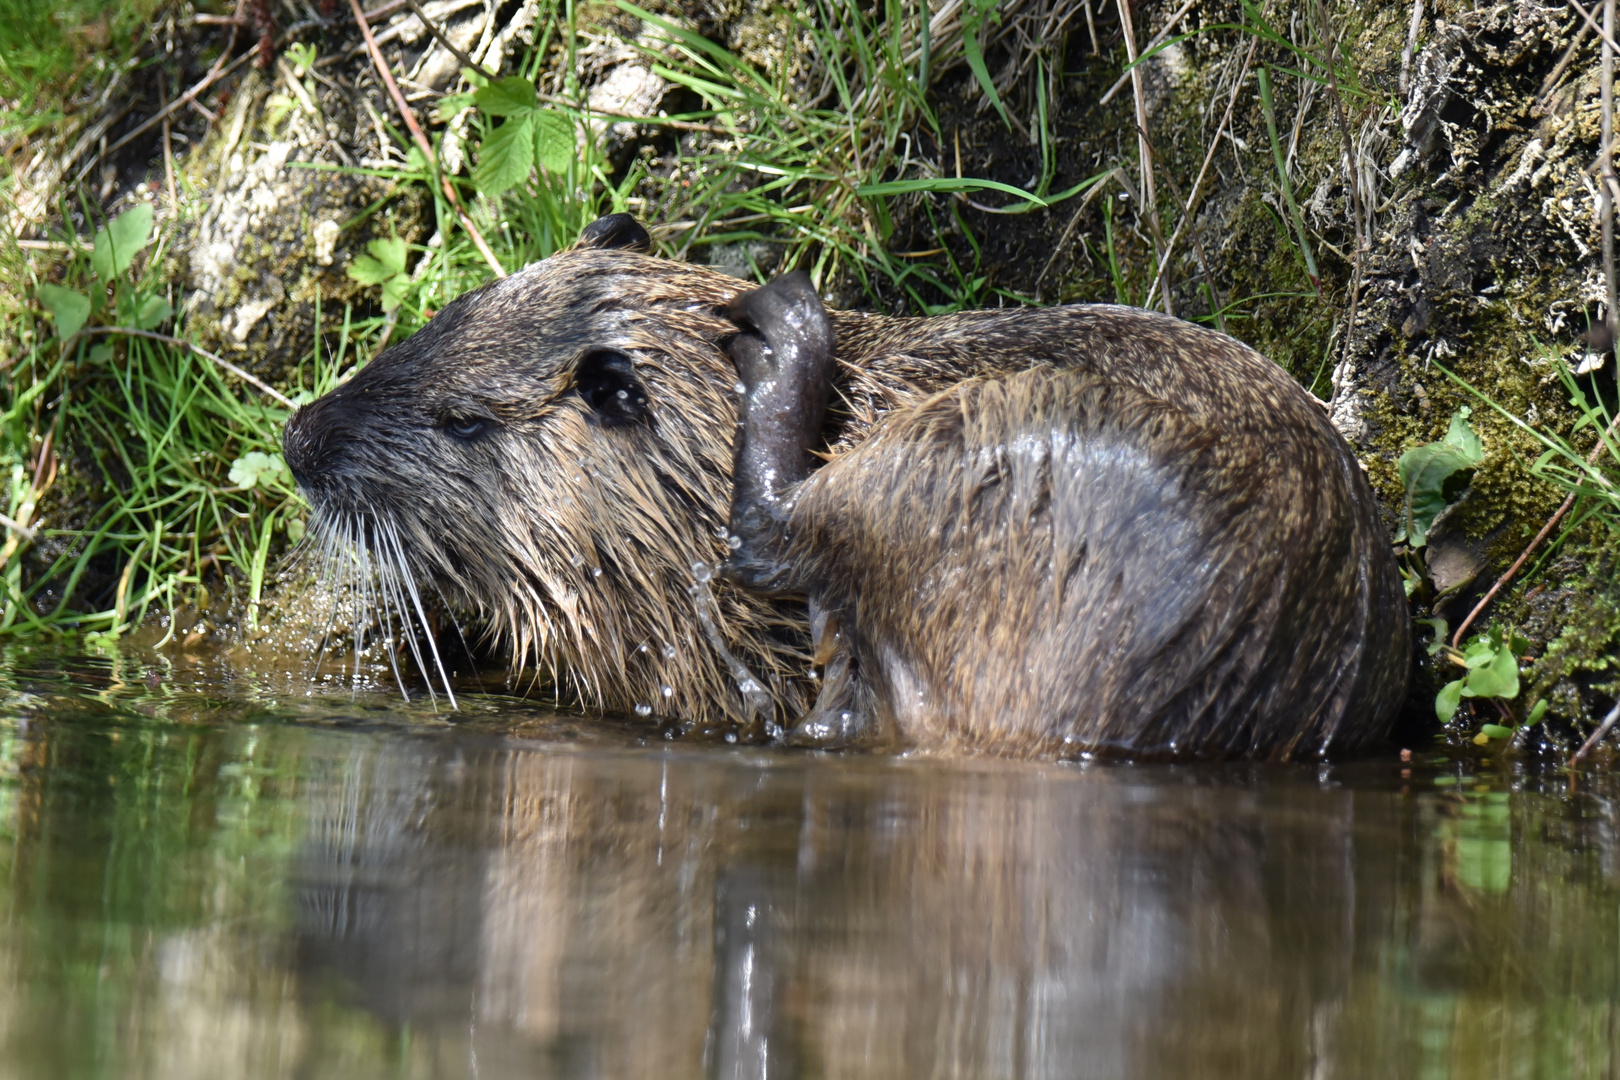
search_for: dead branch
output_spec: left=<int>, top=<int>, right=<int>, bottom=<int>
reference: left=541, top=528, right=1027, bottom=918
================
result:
left=345, top=0, right=507, bottom=279
left=1116, top=0, right=1171, bottom=316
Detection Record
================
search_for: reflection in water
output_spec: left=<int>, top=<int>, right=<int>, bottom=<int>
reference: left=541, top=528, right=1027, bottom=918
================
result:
left=0, top=647, right=1611, bottom=1078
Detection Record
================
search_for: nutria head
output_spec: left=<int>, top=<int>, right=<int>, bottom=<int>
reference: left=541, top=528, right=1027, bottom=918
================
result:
left=283, top=215, right=812, bottom=724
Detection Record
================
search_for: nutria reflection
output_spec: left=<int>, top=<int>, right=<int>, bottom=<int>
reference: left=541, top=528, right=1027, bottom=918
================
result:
left=289, top=742, right=1616, bottom=1079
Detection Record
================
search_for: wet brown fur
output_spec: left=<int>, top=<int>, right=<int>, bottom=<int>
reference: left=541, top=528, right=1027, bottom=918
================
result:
left=283, top=243, right=1410, bottom=759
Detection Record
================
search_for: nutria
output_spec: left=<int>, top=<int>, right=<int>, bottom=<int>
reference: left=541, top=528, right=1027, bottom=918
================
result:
left=282, top=213, right=1410, bottom=759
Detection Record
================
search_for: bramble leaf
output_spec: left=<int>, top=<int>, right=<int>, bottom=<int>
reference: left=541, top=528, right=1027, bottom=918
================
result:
left=533, top=109, right=576, bottom=174
left=475, top=76, right=538, bottom=117
left=474, top=117, right=534, bottom=196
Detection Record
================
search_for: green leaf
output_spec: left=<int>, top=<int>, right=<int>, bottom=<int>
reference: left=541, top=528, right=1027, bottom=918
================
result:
left=1525, top=698, right=1548, bottom=726
left=380, top=273, right=411, bottom=313
left=346, top=254, right=393, bottom=286
left=133, top=294, right=172, bottom=330
left=1443, top=406, right=1483, bottom=458
left=1478, top=723, right=1514, bottom=740
left=437, top=91, right=478, bottom=123
left=366, top=236, right=408, bottom=278
left=855, top=176, right=1048, bottom=207
left=36, top=284, right=90, bottom=340
left=959, top=13, right=1010, bottom=129
left=1396, top=408, right=1484, bottom=547
left=473, top=117, right=534, bottom=196
left=228, top=451, right=288, bottom=490
left=475, top=76, right=538, bottom=117
left=1462, top=644, right=1519, bottom=700
left=1436, top=679, right=1465, bottom=722
left=533, top=109, right=576, bottom=175
left=284, top=42, right=317, bottom=77
left=91, top=203, right=154, bottom=280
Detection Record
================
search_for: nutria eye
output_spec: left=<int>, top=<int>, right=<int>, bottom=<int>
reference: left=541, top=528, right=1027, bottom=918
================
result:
left=576, top=350, right=650, bottom=427
left=444, top=417, right=492, bottom=441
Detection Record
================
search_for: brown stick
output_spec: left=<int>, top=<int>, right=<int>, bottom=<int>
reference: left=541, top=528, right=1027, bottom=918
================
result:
left=1571, top=698, right=1620, bottom=766
left=77, top=327, right=297, bottom=409
left=1116, top=0, right=1171, bottom=316
left=159, top=77, right=178, bottom=211
left=1098, top=0, right=1199, bottom=107
left=85, top=13, right=249, bottom=180
left=1603, top=0, right=1618, bottom=340
left=1451, top=410, right=1620, bottom=649
left=401, top=0, right=496, bottom=78
left=1141, top=36, right=1258, bottom=325
left=1399, top=0, right=1423, bottom=96
left=1538, top=18, right=1592, bottom=101
left=346, top=0, right=507, bottom=279
left=1569, top=0, right=1620, bottom=55
left=1464, top=0, right=1619, bottom=656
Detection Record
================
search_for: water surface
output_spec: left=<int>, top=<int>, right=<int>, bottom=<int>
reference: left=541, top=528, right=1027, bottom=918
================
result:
left=0, top=644, right=1613, bottom=1079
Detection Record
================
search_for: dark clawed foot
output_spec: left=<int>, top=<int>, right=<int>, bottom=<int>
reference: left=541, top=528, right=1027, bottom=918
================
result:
left=721, top=271, right=837, bottom=593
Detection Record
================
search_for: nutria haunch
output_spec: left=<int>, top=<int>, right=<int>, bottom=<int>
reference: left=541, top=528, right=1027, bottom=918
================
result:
left=282, top=213, right=1410, bottom=759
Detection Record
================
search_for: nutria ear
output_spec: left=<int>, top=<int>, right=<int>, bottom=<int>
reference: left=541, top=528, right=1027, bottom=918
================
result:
left=575, top=214, right=651, bottom=253
left=576, top=350, right=651, bottom=427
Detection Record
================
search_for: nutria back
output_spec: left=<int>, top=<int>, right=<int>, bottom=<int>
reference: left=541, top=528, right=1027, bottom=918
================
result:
left=282, top=226, right=1409, bottom=759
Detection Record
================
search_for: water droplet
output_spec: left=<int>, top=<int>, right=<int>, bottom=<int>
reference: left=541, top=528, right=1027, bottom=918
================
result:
left=634, top=703, right=653, bottom=717
left=733, top=382, right=747, bottom=395
left=661, top=685, right=673, bottom=698
left=591, top=567, right=603, bottom=579
left=724, top=732, right=738, bottom=743
left=663, top=644, right=678, bottom=660
left=616, top=388, right=629, bottom=400
left=727, top=535, right=742, bottom=550
left=691, top=561, right=713, bottom=583
left=639, top=643, right=649, bottom=653
left=840, top=711, right=853, bottom=723
left=760, top=346, right=773, bottom=357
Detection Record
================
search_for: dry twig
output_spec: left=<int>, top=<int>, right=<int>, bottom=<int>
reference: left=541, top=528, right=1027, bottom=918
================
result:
left=1115, top=0, right=1170, bottom=315
left=1098, top=0, right=1198, bottom=106
left=400, top=0, right=497, bottom=78
left=1571, top=698, right=1620, bottom=766
left=345, top=0, right=507, bottom=279
left=1461, top=0, right=1620, bottom=660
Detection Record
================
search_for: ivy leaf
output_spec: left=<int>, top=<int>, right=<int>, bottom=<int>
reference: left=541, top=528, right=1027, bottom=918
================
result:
left=474, top=117, right=534, bottom=197
left=474, top=76, right=538, bottom=117
left=91, top=204, right=154, bottom=280
left=1396, top=407, right=1484, bottom=547
left=37, top=284, right=91, bottom=340
left=533, top=109, right=576, bottom=174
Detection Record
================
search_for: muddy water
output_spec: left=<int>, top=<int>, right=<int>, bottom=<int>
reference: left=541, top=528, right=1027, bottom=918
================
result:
left=0, top=645, right=1613, bottom=1079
